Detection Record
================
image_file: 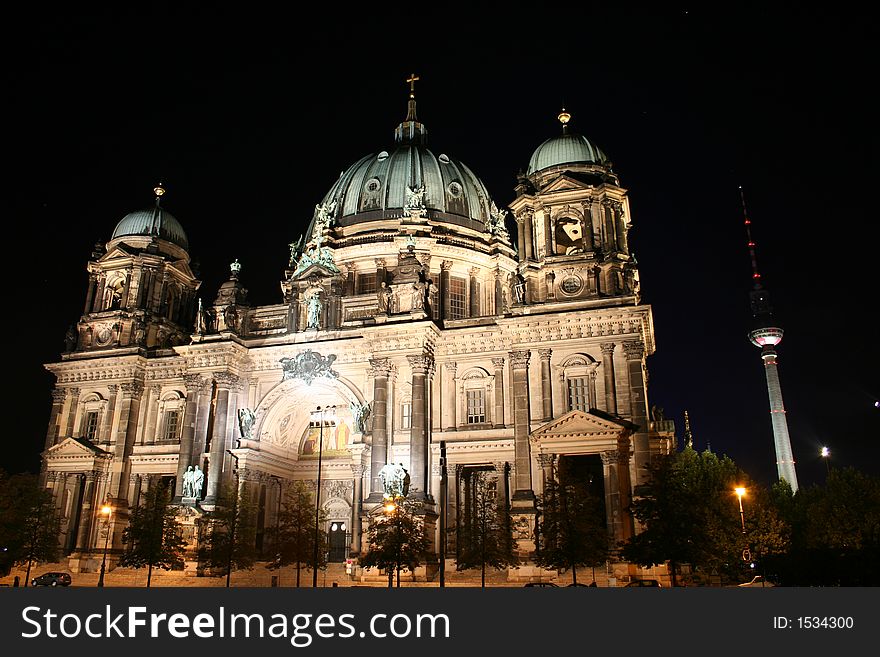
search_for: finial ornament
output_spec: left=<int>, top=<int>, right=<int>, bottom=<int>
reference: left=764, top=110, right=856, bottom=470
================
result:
left=406, top=73, right=420, bottom=98
left=558, top=107, right=571, bottom=125
left=154, top=182, right=166, bottom=198
left=230, top=259, right=241, bottom=275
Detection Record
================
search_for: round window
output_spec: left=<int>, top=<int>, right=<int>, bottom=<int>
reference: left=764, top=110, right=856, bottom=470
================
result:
left=560, top=276, right=583, bottom=295
left=447, top=182, right=462, bottom=198
left=365, top=178, right=381, bottom=193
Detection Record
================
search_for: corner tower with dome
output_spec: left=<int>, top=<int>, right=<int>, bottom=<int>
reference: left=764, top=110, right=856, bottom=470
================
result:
left=40, top=81, right=674, bottom=583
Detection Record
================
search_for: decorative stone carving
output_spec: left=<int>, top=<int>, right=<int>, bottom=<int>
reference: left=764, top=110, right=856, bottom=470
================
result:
left=213, top=372, right=242, bottom=390
left=622, top=340, right=645, bottom=361
left=183, top=374, right=205, bottom=393
left=369, top=357, right=394, bottom=378
left=120, top=382, right=144, bottom=399
left=350, top=400, right=371, bottom=434
left=279, top=350, right=339, bottom=385
left=237, top=408, right=256, bottom=440
left=508, top=350, right=530, bottom=369
left=600, top=342, right=616, bottom=356
left=407, top=353, right=433, bottom=374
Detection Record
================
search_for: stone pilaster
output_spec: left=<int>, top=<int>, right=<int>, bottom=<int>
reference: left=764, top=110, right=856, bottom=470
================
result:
left=444, top=362, right=457, bottom=431
left=491, top=357, right=505, bottom=428
left=203, top=372, right=241, bottom=505
left=468, top=267, right=480, bottom=317
left=74, top=472, right=97, bottom=551
left=440, top=260, right=453, bottom=321
left=142, top=384, right=161, bottom=445
left=600, top=342, right=618, bottom=415
left=367, top=358, right=393, bottom=501
left=175, top=374, right=205, bottom=500
left=63, top=388, right=80, bottom=439
left=622, top=340, right=651, bottom=486
left=407, top=351, right=433, bottom=501
left=539, top=349, right=552, bottom=421
left=45, top=389, right=66, bottom=449
left=601, top=448, right=634, bottom=545
left=110, top=382, right=143, bottom=500
left=350, top=464, right=365, bottom=554
left=100, top=384, right=118, bottom=444
left=508, top=350, right=535, bottom=505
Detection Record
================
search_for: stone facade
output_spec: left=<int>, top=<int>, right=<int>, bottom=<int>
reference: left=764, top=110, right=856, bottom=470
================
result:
left=41, top=98, right=675, bottom=580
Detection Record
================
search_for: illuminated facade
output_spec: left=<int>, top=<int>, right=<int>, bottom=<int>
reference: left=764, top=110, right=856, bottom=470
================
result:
left=41, top=85, right=674, bottom=579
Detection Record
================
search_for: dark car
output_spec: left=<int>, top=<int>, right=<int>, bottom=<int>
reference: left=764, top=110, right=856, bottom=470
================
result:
left=523, top=582, right=558, bottom=587
left=624, top=579, right=661, bottom=587
left=31, top=572, right=71, bottom=587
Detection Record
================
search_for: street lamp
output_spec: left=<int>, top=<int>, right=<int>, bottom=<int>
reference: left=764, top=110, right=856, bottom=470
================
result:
left=97, top=503, right=112, bottom=587
left=734, top=487, right=746, bottom=533
left=312, top=405, right=336, bottom=587
left=820, top=446, right=831, bottom=474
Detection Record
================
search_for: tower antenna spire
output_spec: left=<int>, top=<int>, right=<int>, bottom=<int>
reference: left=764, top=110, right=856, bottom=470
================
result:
left=742, top=186, right=799, bottom=492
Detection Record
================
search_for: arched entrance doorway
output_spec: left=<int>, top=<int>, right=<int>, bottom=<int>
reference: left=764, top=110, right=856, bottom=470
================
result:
left=328, top=521, right=347, bottom=562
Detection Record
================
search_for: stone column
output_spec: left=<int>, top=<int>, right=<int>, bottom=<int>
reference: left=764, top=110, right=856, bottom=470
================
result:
left=543, top=209, right=553, bottom=257
left=93, top=273, right=106, bottom=312
left=539, top=348, right=553, bottom=421
left=350, top=464, right=364, bottom=554
left=407, top=351, right=433, bottom=500
left=440, top=261, right=452, bottom=320
left=509, top=350, right=535, bottom=504
left=63, top=388, right=80, bottom=438
left=602, top=447, right=634, bottom=544
left=367, top=358, right=393, bottom=501
left=623, top=340, right=651, bottom=486
left=101, top=384, right=118, bottom=445
left=128, top=474, right=143, bottom=508
left=204, top=372, right=239, bottom=505
left=175, top=374, right=205, bottom=499
left=84, top=274, right=97, bottom=314
left=142, top=384, right=161, bottom=445
left=111, top=382, right=143, bottom=499
left=600, top=342, right=618, bottom=415
left=74, top=472, right=97, bottom=551
left=121, top=269, right=132, bottom=310
left=45, top=389, right=66, bottom=450
left=494, top=268, right=504, bottom=315
left=537, top=453, right=555, bottom=492
left=444, top=362, right=457, bottom=431
left=491, top=357, right=505, bottom=428
left=468, top=267, right=480, bottom=317
left=192, top=379, right=214, bottom=466
left=493, top=461, right=509, bottom=511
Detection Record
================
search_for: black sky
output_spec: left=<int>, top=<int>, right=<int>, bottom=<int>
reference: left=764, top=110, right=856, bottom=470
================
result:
left=6, top=5, right=877, bottom=488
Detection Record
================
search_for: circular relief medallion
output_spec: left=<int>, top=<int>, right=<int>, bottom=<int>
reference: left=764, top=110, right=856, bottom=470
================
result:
left=365, top=177, right=381, bottom=193
left=560, top=275, right=583, bottom=295
left=95, top=325, right=113, bottom=345
left=447, top=181, right=462, bottom=198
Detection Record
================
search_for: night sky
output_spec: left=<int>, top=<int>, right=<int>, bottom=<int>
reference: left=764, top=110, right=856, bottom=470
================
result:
left=6, top=5, right=877, bottom=489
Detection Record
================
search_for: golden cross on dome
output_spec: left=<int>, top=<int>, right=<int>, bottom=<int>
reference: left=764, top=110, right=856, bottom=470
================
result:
left=406, top=73, right=420, bottom=98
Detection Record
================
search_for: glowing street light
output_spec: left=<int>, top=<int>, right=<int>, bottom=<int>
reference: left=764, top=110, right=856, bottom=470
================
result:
left=820, top=446, right=831, bottom=474
left=734, top=487, right=746, bottom=533
left=97, top=503, right=112, bottom=587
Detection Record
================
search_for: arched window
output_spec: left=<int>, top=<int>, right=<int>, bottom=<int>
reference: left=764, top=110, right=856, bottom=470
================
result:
left=459, top=367, right=493, bottom=427
left=560, top=354, right=599, bottom=412
left=103, top=275, right=125, bottom=310
left=78, top=393, right=107, bottom=442
left=156, top=391, right=185, bottom=444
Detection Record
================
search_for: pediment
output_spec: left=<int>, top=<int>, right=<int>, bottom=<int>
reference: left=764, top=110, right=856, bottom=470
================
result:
left=99, top=244, right=135, bottom=262
left=290, top=262, right=340, bottom=282
left=539, top=174, right=592, bottom=194
left=531, top=409, right=631, bottom=441
left=44, top=437, right=111, bottom=459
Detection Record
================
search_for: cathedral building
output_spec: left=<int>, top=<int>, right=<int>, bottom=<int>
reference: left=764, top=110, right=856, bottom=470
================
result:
left=41, top=82, right=674, bottom=579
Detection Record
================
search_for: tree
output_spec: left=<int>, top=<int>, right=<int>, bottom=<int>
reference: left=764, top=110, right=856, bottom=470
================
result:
left=267, top=481, right=328, bottom=587
left=0, top=471, right=60, bottom=585
left=456, top=471, right=518, bottom=587
left=118, top=481, right=186, bottom=586
left=780, top=467, right=880, bottom=586
left=361, top=492, right=431, bottom=588
left=197, top=482, right=258, bottom=578
left=622, top=448, right=747, bottom=585
left=534, top=463, right=608, bottom=585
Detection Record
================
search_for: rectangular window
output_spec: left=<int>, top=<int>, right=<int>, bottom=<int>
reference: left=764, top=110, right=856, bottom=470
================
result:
left=83, top=411, right=99, bottom=441
left=466, top=389, right=486, bottom=424
left=567, top=377, right=589, bottom=411
left=450, top=277, right=467, bottom=319
left=357, top=273, right=377, bottom=295
left=163, top=410, right=181, bottom=442
left=401, top=402, right=412, bottom=430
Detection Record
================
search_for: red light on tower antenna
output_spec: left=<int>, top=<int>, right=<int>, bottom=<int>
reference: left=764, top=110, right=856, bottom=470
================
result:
left=753, top=273, right=761, bottom=279
left=744, top=219, right=751, bottom=225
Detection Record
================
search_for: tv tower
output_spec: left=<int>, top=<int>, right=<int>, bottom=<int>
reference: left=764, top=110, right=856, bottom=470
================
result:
left=741, top=187, right=799, bottom=492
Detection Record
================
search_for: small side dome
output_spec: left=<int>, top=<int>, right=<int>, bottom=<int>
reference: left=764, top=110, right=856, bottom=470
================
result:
left=110, top=185, right=189, bottom=250
left=527, top=132, right=608, bottom=176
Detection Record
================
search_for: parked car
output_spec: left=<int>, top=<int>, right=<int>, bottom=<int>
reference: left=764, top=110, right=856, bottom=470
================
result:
left=31, top=572, right=71, bottom=587
left=566, top=582, right=595, bottom=587
left=523, top=581, right=558, bottom=587
left=624, top=579, right=661, bottom=587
